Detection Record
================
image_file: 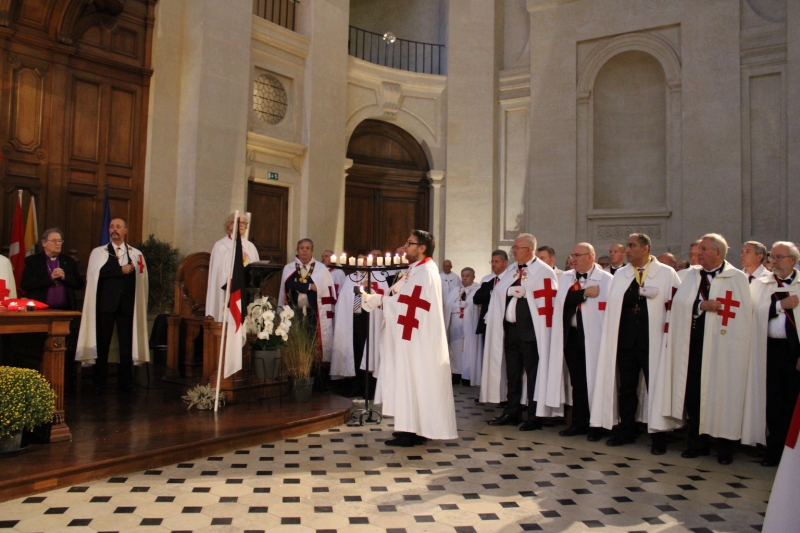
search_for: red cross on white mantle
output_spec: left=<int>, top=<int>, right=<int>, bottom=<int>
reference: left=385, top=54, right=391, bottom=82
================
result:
left=533, top=278, right=557, bottom=327
left=320, top=286, right=336, bottom=319
left=137, top=254, right=145, bottom=274
left=0, top=279, right=9, bottom=299
left=717, top=290, right=740, bottom=327
left=397, top=285, right=431, bottom=341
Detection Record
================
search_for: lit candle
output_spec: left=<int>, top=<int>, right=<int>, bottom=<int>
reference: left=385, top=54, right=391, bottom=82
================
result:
left=340, top=253, right=346, bottom=266
left=385, top=252, right=391, bottom=263
left=376, top=257, right=384, bottom=266
left=402, top=253, right=408, bottom=264
left=348, top=256, right=356, bottom=266
left=331, top=254, right=337, bottom=265
left=393, top=253, right=400, bottom=265
left=357, top=258, right=364, bottom=267
left=367, top=254, right=373, bottom=267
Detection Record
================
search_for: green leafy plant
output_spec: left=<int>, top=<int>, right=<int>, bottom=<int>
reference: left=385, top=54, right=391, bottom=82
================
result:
left=181, top=384, right=225, bottom=410
left=282, top=313, right=318, bottom=380
left=137, top=235, right=181, bottom=314
left=0, top=367, right=56, bottom=439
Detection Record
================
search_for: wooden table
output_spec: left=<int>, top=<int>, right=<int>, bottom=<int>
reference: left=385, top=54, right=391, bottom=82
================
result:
left=0, top=310, right=81, bottom=442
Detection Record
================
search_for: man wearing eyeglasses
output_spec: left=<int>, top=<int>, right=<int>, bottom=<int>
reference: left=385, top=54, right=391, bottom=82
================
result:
left=21, top=228, right=84, bottom=310
left=745, top=241, right=800, bottom=466
left=591, top=233, right=681, bottom=455
left=661, top=233, right=752, bottom=464
left=361, top=230, right=458, bottom=447
left=484, top=233, right=559, bottom=431
left=545, top=243, right=611, bottom=441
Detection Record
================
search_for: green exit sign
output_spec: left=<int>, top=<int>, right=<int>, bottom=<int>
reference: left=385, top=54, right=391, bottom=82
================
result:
left=268, top=172, right=279, bottom=181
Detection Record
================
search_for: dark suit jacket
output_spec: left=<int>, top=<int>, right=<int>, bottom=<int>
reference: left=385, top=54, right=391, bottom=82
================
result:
left=21, top=252, right=84, bottom=310
left=473, top=278, right=495, bottom=335
left=97, top=243, right=136, bottom=315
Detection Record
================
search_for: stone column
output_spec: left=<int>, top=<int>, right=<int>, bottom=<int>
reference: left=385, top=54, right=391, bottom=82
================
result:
left=427, top=170, right=445, bottom=264
left=788, top=0, right=800, bottom=237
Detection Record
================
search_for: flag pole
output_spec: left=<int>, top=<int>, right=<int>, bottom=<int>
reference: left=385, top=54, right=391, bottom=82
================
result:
left=214, top=210, right=240, bottom=412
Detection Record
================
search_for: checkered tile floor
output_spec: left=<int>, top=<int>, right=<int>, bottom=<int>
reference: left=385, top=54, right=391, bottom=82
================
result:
left=0, top=387, right=774, bottom=532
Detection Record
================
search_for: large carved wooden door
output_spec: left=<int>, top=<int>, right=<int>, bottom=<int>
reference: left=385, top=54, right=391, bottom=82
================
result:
left=247, top=180, right=289, bottom=299
left=344, top=120, right=429, bottom=255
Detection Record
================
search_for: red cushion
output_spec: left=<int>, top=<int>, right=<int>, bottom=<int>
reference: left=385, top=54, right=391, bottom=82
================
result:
left=2, top=298, right=50, bottom=310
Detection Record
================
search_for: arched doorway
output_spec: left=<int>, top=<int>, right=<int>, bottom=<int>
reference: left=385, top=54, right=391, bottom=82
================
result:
left=344, top=119, right=430, bottom=254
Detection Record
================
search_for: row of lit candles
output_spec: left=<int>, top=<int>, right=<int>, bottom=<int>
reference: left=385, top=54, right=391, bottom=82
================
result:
left=330, top=252, right=408, bottom=267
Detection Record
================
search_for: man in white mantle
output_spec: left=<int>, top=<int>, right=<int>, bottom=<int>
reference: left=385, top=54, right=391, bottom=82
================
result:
left=546, top=243, right=612, bottom=440
left=485, top=233, right=559, bottom=431
left=444, top=267, right=482, bottom=386
left=661, top=233, right=752, bottom=465
left=590, top=233, right=681, bottom=454
left=206, top=214, right=259, bottom=322
left=278, top=238, right=335, bottom=363
left=362, top=230, right=458, bottom=447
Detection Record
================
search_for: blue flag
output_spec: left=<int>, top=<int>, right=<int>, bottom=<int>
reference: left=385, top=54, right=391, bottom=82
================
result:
left=100, top=185, right=110, bottom=245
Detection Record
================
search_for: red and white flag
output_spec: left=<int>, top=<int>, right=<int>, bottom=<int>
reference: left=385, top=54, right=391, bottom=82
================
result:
left=8, top=191, right=25, bottom=295
left=223, top=227, right=246, bottom=378
left=762, top=394, right=800, bottom=532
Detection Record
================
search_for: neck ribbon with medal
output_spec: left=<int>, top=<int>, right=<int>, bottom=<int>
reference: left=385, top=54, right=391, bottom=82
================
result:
left=632, top=256, right=653, bottom=315
left=295, top=260, right=315, bottom=283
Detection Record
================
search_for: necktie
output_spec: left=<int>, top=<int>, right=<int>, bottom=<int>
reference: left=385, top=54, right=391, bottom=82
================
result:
left=494, top=276, right=499, bottom=286
left=749, top=275, right=755, bottom=283
left=353, top=291, right=361, bottom=313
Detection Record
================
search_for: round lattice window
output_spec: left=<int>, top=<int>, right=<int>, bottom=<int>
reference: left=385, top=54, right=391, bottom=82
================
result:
left=253, top=73, right=288, bottom=124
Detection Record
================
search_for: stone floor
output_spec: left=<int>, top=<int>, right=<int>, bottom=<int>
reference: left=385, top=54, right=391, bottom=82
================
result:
left=0, top=386, right=774, bottom=532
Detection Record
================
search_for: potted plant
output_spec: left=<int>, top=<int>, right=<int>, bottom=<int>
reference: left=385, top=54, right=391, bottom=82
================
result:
left=0, top=367, right=56, bottom=453
left=283, top=314, right=319, bottom=402
left=136, top=235, right=181, bottom=314
left=244, top=296, right=294, bottom=380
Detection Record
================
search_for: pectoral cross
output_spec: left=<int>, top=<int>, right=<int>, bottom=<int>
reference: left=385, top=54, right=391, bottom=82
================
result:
left=632, top=303, right=641, bottom=314
left=397, top=285, right=431, bottom=341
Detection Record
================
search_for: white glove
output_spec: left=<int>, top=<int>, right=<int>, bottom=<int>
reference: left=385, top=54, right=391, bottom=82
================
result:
left=639, top=286, right=659, bottom=299
left=508, top=286, right=526, bottom=298
left=361, top=290, right=383, bottom=312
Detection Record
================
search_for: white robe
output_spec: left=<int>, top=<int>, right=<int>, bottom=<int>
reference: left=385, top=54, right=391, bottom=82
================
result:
left=206, top=235, right=259, bottom=322
left=478, top=271, right=509, bottom=402
left=76, top=244, right=150, bottom=366
left=0, top=254, right=17, bottom=299
left=481, top=259, right=559, bottom=416
left=440, top=271, right=460, bottom=303
left=660, top=262, right=752, bottom=440
left=330, top=272, right=388, bottom=379
left=545, top=267, right=612, bottom=411
left=741, top=272, right=800, bottom=446
left=328, top=267, right=347, bottom=298
left=444, top=283, right=481, bottom=378
left=277, top=258, right=335, bottom=363
left=461, top=284, right=484, bottom=385
left=590, top=258, right=681, bottom=432
left=376, top=257, right=458, bottom=440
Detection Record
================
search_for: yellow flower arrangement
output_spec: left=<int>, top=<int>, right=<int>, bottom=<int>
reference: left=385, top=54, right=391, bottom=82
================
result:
left=0, top=366, right=56, bottom=439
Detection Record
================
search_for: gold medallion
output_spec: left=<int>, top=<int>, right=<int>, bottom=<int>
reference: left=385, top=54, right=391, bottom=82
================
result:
left=721, top=330, right=727, bottom=335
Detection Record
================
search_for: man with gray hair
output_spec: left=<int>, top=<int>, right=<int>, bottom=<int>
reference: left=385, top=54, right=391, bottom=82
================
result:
left=485, top=233, right=559, bottom=430
left=661, top=233, right=752, bottom=464
left=744, top=241, right=800, bottom=466
left=741, top=241, right=769, bottom=282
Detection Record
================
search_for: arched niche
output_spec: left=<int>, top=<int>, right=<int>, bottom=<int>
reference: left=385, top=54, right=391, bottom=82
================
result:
left=575, top=32, right=682, bottom=249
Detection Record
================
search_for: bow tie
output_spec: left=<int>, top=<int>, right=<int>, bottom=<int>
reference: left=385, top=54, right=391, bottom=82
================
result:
left=518, top=264, right=527, bottom=270
left=782, top=277, right=794, bottom=285
left=702, top=269, right=719, bottom=277
left=576, top=272, right=587, bottom=280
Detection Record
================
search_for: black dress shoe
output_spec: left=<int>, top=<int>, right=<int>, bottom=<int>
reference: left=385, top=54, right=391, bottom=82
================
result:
left=519, top=420, right=543, bottom=432
left=498, top=401, right=508, bottom=408
left=606, top=435, right=636, bottom=447
left=385, top=433, right=414, bottom=447
left=559, top=426, right=589, bottom=437
left=488, top=414, right=519, bottom=426
left=680, top=448, right=710, bottom=459
left=651, top=445, right=667, bottom=456
left=717, top=453, right=733, bottom=465
left=760, top=457, right=780, bottom=467
left=587, top=429, right=602, bottom=442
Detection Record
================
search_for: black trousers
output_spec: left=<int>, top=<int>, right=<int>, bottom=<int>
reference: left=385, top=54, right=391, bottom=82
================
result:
left=685, top=336, right=734, bottom=454
left=616, top=344, right=649, bottom=438
left=766, top=338, right=800, bottom=461
left=565, top=327, right=590, bottom=429
left=352, top=311, right=370, bottom=372
left=503, top=321, right=539, bottom=418
left=95, top=311, right=134, bottom=390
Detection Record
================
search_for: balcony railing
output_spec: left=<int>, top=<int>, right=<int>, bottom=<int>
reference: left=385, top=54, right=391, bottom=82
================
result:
left=348, top=26, right=444, bottom=75
left=253, top=0, right=297, bottom=32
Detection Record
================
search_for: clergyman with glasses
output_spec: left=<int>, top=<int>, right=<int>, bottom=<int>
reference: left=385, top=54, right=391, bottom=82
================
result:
left=21, top=227, right=84, bottom=310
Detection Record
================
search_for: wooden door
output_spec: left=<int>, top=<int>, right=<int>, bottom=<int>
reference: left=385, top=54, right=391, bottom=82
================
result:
left=344, top=119, right=430, bottom=255
left=247, top=181, right=289, bottom=299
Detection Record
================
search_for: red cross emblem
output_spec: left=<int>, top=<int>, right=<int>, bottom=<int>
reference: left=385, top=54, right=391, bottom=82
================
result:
left=137, top=254, right=145, bottom=274
left=0, top=279, right=9, bottom=299
left=717, top=290, right=740, bottom=326
left=598, top=301, right=606, bottom=311
left=533, top=278, right=557, bottom=327
left=397, top=285, right=431, bottom=341
left=320, top=286, right=336, bottom=319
